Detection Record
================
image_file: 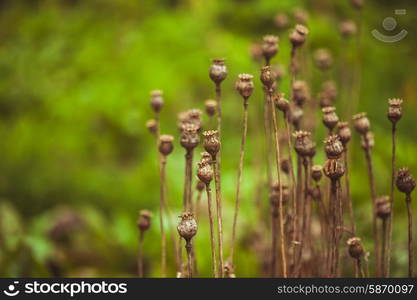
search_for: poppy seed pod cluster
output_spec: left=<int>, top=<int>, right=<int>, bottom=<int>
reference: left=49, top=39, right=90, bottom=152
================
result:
left=336, top=122, right=352, bottom=145
left=158, top=135, right=174, bottom=156
left=324, top=157, right=345, bottom=181
left=150, top=90, right=164, bottom=113
left=180, top=123, right=200, bottom=151
left=353, top=113, right=370, bottom=135
left=177, top=212, right=197, bottom=242
left=387, top=98, right=403, bottom=124
left=322, top=106, right=339, bottom=131
left=274, top=93, right=290, bottom=113
left=260, top=66, right=276, bottom=91
left=205, top=99, right=217, bottom=117
left=197, top=161, right=213, bottom=185
left=261, top=35, right=279, bottom=61
left=146, top=119, right=158, bottom=135
left=292, top=80, right=309, bottom=107
left=396, top=168, right=416, bottom=196
left=203, top=130, right=220, bottom=160
left=209, top=59, right=228, bottom=84
left=137, top=210, right=152, bottom=232
left=290, top=24, right=309, bottom=48
left=376, top=196, right=391, bottom=219
left=293, top=130, right=316, bottom=158
left=235, top=73, right=255, bottom=99
left=347, top=237, right=364, bottom=259
left=311, top=165, right=323, bottom=182
left=361, top=132, right=374, bottom=150
left=324, top=135, right=344, bottom=159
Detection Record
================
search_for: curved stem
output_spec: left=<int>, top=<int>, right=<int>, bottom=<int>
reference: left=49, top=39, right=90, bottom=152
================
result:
left=205, top=184, right=218, bottom=278
left=230, top=98, right=249, bottom=264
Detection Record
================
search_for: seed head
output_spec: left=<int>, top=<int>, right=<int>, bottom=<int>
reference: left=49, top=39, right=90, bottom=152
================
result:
left=347, top=237, right=364, bottom=259
left=137, top=210, right=152, bottom=232
left=196, top=180, right=205, bottom=192
left=205, top=99, right=217, bottom=117
left=293, top=8, right=308, bottom=24
left=150, top=90, right=164, bottom=113
left=280, top=158, right=290, bottom=174
left=272, top=64, right=285, bottom=81
left=180, top=123, right=200, bottom=151
left=340, top=20, right=357, bottom=38
left=376, top=196, right=391, bottom=219
left=314, top=48, right=333, bottom=71
left=361, top=131, right=374, bottom=150
left=270, top=183, right=290, bottom=212
left=292, top=80, right=309, bottom=107
left=387, top=98, right=403, bottom=124
left=322, top=106, right=339, bottom=131
left=158, top=135, right=174, bottom=156
left=336, top=122, right=351, bottom=145
left=197, top=162, right=213, bottom=185
left=396, top=168, right=416, bottom=196
left=324, top=135, right=344, bottom=159
left=177, top=212, right=197, bottom=242
left=224, top=261, right=236, bottom=278
left=289, top=24, right=309, bottom=48
left=293, top=131, right=316, bottom=158
left=353, top=113, right=370, bottom=134
left=324, top=158, right=345, bottom=181
left=274, top=13, right=289, bottom=30
left=249, top=43, right=263, bottom=63
left=146, top=119, right=157, bottom=135
left=319, top=81, right=337, bottom=108
left=178, top=109, right=202, bottom=132
left=273, top=93, right=290, bottom=113
left=311, top=165, right=323, bottom=182
left=351, top=0, right=363, bottom=10
left=200, top=151, right=212, bottom=165
left=290, top=104, right=304, bottom=128
left=203, top=130, right=220, bottom=159
left=235, top=73, right=255, bottom=99
left=261, top=35, right=279, bottom=61
left=209, top=59, right=227, bottom=84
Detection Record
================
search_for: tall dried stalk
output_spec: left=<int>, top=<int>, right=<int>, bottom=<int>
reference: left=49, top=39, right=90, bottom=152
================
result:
left=212, top=162, right=224, bottom=277
left=138, top=231, right=144, bottom=277
left=343, top=148, right=355, bottom=234
left=205, top=183, right=218, bottom=277
left=230, top=97, right=249, bottom=265
left=386, top=123, right=396, bottom=276
left=406, top=195, right=413, bottom=277
left=159, top=155, right=167, bottom=277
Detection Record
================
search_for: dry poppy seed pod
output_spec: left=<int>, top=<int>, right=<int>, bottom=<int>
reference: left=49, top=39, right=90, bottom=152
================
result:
left=314, top=48, right=333, bottom=71
left=294, top=8, right=308, bottom=24
left=223, top=261, right=236, bottom=278
left=150, top=90, right=164, bottom=113
left=311, top=165, right=323, bottom=182
left=270, top=183, right=290, bottom=210
left=274, top=93, right=290, bottom=113
left=324, top=158, right=345, bottom=181
left=159, top=135, right=174, bottom=156
left=319, top=81, right=337, bottom=108
left=260, top=66, right=276, bottom=90
left=396, top=168, right=416, bottom=196
left=209, top=58, right=227, bottom=84
left=197, top=161, right=213, bottom=185
left=293, top=131, right=316, bottom=158
left=137, top=210, right=152, bottom=232
left=340, top=20, right=357, bottom=38
left=261, top=35, right=279, bottom=61
left=249, top=43, right=263, bottom=62
left=361, top=132, right=374, bottom=150
left=235, top=73, right=255, bottom=99
left=322, top=106, right=339, bottom=131
left=177, top=212, right=197, bottom=242
left=196, top=180, right=205, bottom=192
left=351, top=0, right=363, bottom=10
left=180, top=123, right=200, bottom=151
left=336, top=122, right=351, bottom=145
left=290, top=104, right=304, bottom=128
left=292, top=80, right=309, bottom=107
left=347, top=237, right=364, bottom=259
left=376, top=196, right=391, bottom=219
left=353, top=113, right=370, bottom=135
left=274, top=13, right=289, bottom=30
left=203, top=130, right=220, bottom=159
left=186, top=109, right=202, bottom=132
left=280, top=158, right=290, bottom=174
left=289, top=24, right=309, bottom=48
left=146, top=119, right=157, bottom=135
left=200, top=151, right=212, bottom=165
left=205, top=99, right=217, bottom=117
left=387, top=98, right=403, bottom=124
left=272, top=64, right=285, bottom=82
left=309, top=186, right=321, bottom=201
left=324, top=135, right=344, bottom=159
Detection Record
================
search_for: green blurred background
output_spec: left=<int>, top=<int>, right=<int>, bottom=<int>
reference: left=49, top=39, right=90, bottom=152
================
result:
left=0, top=0, right=416, bottom=277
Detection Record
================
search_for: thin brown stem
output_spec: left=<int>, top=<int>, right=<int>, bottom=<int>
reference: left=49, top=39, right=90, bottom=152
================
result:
left=406, top=195, right=413, bottom=277
left=271, top=209, right=278, bottom=277
left=159, top=156, right=167, bottom=277
left=387, top=123, right=396, bottom=277
left=212, top=161, right=224, bottom=277
left=205, top=184, right=218, bottom=278
left=230, top=98, right=249, bottom=264
left=138, top=231, right=144, bottom=277
left=381, top=218, right=387, bottom=277
left=268, top=89, right=287, bottom=278
left=184, top=150, right=193, bottom=211
left=185, top=241, right=193, bottom=278
left=343, top=147, right=355, bottom=234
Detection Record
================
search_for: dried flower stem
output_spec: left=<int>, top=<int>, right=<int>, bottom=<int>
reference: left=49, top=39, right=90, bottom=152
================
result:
left=212, top=161, right=224, bottom=277
left=205, top=184, right=218, bottom=277
left=159, top=155, right=167, bottom=277
left=230, top=97, right=249, bottom=264
left=343, top=148, right=355, bottom=234
left=268, top=90, right=287, bottom=277
left=363, top=139, right=381, bottom=276
left=184, top=150, right=194, bottom=211
left=406, top=194, right=413, bottom=277
left=138, top=231, right=145, bottom=277
left=185, top=241, right=193, bottom=278
left=386, top=123, right=396, bottom=277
